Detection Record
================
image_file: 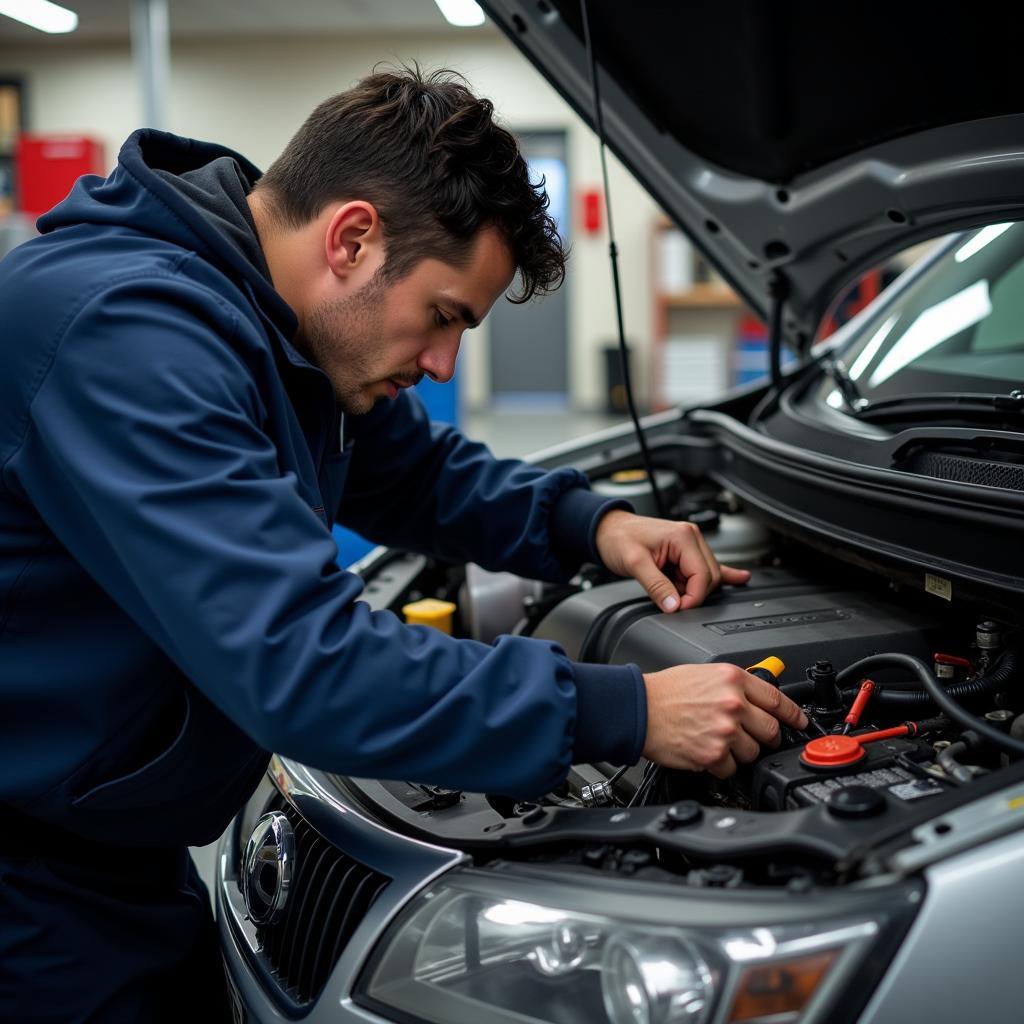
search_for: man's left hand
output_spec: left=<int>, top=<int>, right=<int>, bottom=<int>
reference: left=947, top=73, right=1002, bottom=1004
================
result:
left=594, top=509, right=751, bottom=612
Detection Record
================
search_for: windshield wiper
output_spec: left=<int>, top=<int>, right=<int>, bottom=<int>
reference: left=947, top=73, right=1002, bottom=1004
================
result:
left=853, top=389, right=1024, bottom=424
left=817, top=355, right=1024, bottom=425
left=820, top=358, right=869, bottom=413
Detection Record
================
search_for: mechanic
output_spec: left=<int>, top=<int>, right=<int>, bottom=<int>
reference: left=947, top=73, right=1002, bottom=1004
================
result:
left=0, top=67, right=807, bottom=1021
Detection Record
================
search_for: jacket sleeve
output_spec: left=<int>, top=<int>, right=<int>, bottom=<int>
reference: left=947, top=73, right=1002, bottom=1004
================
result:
left=8, top=274, right=645, bottom=798
left=337, top=390, right=631, bottom=583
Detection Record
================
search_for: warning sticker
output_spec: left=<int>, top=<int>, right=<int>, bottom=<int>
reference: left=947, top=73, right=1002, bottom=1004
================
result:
left=925, top=574, right=953, bottom=601
left=889, top=780, right=945, bottom=801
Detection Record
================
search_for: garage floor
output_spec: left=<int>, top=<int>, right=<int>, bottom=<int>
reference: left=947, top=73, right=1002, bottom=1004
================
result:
left=466, top=408, right=622, bottom=458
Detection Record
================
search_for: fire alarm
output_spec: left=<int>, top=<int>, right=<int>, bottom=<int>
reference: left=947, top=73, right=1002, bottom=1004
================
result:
left=581, top=189, right=602, bottom=234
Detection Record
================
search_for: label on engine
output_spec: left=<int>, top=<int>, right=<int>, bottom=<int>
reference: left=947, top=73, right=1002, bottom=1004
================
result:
left=889, top=779, right=945, bottom=801
left=795, top=766, right=944, bottom=805
left=925, top=574, right=953, bottom=601
left=706, top=608, right=852, bottom=635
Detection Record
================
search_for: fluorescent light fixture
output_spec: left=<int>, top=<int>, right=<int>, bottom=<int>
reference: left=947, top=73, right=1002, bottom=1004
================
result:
left=955, top=222, right=1012, bottom=263
left=0, top=0, right=78, bottom=33
left=434, top=0, right=485, bottom=27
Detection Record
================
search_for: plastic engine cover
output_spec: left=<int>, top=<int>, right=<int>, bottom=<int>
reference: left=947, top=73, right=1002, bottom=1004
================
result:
left=533, top=566, right=941, bottom=676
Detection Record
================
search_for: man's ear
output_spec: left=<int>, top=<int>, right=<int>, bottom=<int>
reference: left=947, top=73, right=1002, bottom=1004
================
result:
left=324, top=201, right=382, bottom=280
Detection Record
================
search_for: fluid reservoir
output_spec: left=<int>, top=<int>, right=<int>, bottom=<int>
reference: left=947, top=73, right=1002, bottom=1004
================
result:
left=459, top=564, right=544, bottom=643
left=592, top=469, right=679, bottom=518
left=592, top=470, right=771, bottom=562
left=701, top=511, right=772, bottom=564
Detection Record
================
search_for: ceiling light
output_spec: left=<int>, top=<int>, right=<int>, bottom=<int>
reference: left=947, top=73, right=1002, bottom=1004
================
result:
left=434, top=0, right=485, bottom=27
left=0, top=0, right=78, bottom=33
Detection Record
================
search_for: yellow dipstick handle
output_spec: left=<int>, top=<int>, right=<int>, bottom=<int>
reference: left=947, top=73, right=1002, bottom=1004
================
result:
left=746, top=656, right=785, bottom=683
left=402, top=598, right=457, bottom=635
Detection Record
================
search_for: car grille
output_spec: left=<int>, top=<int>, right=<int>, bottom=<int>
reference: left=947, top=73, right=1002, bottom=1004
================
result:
left=255, top=795, right=391, bottom=1005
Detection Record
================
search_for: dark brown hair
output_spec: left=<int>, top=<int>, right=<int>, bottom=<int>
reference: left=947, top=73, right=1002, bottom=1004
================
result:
left=256, top=65, right=565, bottom=302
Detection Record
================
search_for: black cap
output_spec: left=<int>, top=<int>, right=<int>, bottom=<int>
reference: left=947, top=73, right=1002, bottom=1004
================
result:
left=827, top=785, right=886, bottom=819
left=663, top=801, right=703, bottom=828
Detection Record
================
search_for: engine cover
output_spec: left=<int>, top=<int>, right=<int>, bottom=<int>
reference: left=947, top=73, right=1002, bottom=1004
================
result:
left=533, top=566, right=941, bottom=676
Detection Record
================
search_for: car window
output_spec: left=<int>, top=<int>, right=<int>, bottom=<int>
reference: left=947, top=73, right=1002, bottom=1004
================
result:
left=825, top=222, right=1024, bottom=404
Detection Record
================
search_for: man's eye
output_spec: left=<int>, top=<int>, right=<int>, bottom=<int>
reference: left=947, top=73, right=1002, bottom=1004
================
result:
left=435, top=309, right=452, bottom=329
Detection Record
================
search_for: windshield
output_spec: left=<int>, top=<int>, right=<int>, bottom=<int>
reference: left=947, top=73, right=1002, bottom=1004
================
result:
left=820, top=222, right=1024, bottom=409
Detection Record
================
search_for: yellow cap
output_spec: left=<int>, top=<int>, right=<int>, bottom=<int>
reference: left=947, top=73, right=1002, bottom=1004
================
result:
left=747, top=656, right=785, bottom=681
left=611, top=469, right=649, bottom=483
left=402, top=598, right=457, bottom=635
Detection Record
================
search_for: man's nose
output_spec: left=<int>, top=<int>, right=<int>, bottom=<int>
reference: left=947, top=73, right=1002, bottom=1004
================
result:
left=417, top=333, right=461, bottom=384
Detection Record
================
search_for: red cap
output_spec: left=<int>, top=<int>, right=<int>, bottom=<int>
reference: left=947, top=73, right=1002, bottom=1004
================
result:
left=800, top=735, right=866, bottom=769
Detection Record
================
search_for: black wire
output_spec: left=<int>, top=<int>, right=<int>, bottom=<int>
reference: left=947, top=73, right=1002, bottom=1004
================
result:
left=625, top=764, right=651, bottom=807
left=837, top=653, right=1024, bottom=756
left=580, top=0, right=666, bottom=519
left=638, top=765, right=663, bottom=806
left=627, top=761, right=662, bottom=807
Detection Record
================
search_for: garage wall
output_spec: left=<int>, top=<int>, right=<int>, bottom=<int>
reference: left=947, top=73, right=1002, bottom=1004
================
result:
left=0, top=29, right=663, bottom=411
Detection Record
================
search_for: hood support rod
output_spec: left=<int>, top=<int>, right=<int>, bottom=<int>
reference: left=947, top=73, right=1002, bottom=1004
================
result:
left=581, top=0, right=667, bottom=517
left=768, top=270, right=791, bottom=389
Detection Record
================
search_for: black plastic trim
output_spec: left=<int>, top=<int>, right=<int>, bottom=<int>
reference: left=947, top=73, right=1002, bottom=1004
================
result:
left=692, top=409, right=1024, bottom=598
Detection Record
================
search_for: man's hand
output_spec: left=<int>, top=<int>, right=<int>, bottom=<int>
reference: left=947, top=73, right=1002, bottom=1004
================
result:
left=595, top=509, right=751, bottom=612
left=642, top=663, right=808, bottom=778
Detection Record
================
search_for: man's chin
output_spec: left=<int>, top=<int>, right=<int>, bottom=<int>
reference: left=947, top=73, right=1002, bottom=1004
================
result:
left=333, top=382, right=401, bottom=415
left=332, top=390, right=376, bottom=416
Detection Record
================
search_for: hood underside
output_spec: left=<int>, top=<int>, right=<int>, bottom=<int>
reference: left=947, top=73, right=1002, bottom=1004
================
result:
left=482, top=0, right=1024, bottom=346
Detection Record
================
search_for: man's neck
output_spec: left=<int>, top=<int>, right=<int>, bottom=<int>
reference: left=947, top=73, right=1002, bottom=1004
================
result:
left=246, top=190, right=311, bottom=335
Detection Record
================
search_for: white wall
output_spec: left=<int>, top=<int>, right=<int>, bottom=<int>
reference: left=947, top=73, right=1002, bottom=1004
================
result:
left=0, top=30, right=662, bottom=409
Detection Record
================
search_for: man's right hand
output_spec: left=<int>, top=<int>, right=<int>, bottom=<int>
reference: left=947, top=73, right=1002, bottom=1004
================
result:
left=641, top=663, right=809, bottom=779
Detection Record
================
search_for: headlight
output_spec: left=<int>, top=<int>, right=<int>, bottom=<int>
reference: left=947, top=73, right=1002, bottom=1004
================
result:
left=355, top=868, right=920, bottom=1024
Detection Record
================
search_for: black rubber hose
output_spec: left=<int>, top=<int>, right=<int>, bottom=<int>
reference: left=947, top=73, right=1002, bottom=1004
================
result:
left=857, top=648, right=1017, bottom=708
left=835, top=653, right=1024, bottom=756
left=979, top=647, right=1018, bottom=688
left=780, top=649, right=1018, bottom=709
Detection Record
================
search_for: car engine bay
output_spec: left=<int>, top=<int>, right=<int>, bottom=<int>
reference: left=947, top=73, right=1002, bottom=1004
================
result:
left=343, top=464, right=1023, bottom=894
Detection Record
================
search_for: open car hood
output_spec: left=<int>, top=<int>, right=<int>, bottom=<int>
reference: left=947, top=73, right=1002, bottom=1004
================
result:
left=482, top=0, right=1024, bottom=349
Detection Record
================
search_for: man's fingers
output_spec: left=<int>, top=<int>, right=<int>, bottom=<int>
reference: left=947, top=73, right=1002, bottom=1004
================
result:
left=708, top=751, right=738, bottom=780
left=744, top=674, right=809, bottom=730
left=607, top=515, right=750, bottom=613
left=631, top=554, right=684, bottom=612
left=720, top=564, right=752, bottom=585
left=740, top=704, right=785, bottom=748
left=672, top=532, right=715, bottom=609
left=642, top=662, right=806, bottom=780
left=678, top=527, right=726, bottom=609
left=678, top=573, right=711, bottom=609
left=731, top=729, right=762, bottom=764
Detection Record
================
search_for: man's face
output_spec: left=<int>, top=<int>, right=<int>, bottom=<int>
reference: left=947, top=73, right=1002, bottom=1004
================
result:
left=303, top=226, right=515, bottom=414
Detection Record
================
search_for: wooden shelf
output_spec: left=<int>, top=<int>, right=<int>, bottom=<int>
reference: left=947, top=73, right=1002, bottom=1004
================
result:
left=661, top=283, right=743, bottom=309
left=651, top=218, right=748, bottom=409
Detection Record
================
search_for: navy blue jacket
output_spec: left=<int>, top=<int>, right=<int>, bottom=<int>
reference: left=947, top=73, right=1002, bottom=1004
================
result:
left=0, top=130, right=646, bottom=847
